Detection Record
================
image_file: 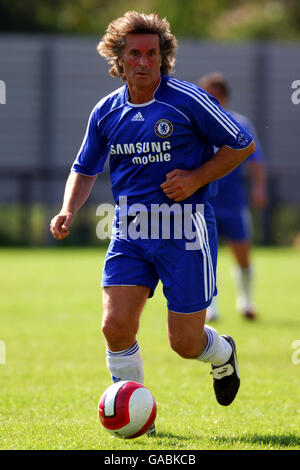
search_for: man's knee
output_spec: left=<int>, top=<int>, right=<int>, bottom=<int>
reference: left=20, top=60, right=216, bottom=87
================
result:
left=168, top=310, right=207, bottom=359
left=102, top=316, right=123, bottom=344
left=101, top=312, right=139, bottom=350
left=102, top=286, right=147, bottom=348
left=169, top=334, right=206, bottom=359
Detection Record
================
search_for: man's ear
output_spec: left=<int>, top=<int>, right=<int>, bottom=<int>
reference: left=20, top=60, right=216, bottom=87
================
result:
left=118, top=56, right=123, bottom=67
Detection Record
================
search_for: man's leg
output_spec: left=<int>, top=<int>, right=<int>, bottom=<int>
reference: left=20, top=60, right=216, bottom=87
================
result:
left=228, top=240, right=256, bottom=319
left=168, top=309, right=231, bottom=363
left=102, top=285, right=150, bottom=384
left=228, top=239, right=250, bottom=269
left=168, top=309, right=240, bottom=406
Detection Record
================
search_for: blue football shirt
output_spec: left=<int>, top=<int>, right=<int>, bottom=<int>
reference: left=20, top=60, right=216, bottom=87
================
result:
left=211, top=110, right=265, bottom=211
left=72, top=75, right=253, bottom=211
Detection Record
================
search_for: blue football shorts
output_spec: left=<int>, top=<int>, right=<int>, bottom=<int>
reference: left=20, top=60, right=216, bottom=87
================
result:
left=213, top=205, right=252, bottom=242
left=101, top=203, right=218, bottom=314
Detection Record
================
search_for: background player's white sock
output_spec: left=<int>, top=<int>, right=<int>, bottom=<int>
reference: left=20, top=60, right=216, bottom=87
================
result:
left=106, top=341, right=144, bottom=384
left=206, top=297, right=219, bottom=320
left=233, top=264, right=254, bottom=311
left=196, top=325, right=232, bottom=366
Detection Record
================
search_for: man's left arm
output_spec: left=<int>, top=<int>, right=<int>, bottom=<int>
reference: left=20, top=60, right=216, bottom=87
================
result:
left=161, top=141, right=255, bottom=202
left=247, top=159, right=267, bottom=209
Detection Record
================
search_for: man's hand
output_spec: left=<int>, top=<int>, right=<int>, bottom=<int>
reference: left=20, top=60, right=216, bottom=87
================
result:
left=49, top=211, right=74, bottom=240
left=160, top=169, right=199, bottom=202
left=161, top=143, right=256, bottom=202
left=49, top=172, right=97, bottom=240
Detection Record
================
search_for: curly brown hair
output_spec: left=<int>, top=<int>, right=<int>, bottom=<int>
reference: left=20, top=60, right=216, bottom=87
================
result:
left=97, top=11, right=177, bottom=81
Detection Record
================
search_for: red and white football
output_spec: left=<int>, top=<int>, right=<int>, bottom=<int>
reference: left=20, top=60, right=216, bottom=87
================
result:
left=98, top=380, right=157, bottom=439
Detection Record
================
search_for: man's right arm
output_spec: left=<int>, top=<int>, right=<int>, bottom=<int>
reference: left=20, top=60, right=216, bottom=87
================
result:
left=50, top=172, right=97, bottom=240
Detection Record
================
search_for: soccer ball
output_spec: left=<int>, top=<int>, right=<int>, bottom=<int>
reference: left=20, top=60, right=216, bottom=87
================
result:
left=98, top=380, right=157, bottom=439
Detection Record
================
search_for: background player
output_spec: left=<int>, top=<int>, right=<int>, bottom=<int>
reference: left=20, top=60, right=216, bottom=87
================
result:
left=198, top=73, right=267, bottom=321
left=49, top=12, right=256, bottom=422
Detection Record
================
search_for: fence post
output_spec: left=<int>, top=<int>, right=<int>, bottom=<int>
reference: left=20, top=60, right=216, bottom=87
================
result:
left=254, top=43, right=275, bottom=244
left=40, top=39, right=56, bottom=244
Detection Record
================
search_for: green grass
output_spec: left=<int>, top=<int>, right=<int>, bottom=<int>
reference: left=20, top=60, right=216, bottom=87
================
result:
left=0, top=246, right=300, bottom=450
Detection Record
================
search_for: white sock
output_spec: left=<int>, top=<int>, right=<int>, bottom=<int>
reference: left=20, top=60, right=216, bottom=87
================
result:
left=106, top=341, right=144, bottom=384
left=233, top=264, right=254, bottom=310
left=206, top=297, right=219, bottom=319
left=197, top=325, right=232, bottom=366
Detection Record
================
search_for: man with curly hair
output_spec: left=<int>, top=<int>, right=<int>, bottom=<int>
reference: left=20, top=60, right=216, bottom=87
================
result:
left=50, top=12, right=255, bottom=423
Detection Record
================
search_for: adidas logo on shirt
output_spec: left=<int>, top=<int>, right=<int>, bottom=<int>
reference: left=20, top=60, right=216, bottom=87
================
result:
left=131, top=112, right=145, bottom=122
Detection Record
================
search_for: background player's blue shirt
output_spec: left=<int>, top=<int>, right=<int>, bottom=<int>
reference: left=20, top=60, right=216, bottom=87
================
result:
left=72, top=75, right=253, bottom=211
left=211, top=110, right=265, bottom=211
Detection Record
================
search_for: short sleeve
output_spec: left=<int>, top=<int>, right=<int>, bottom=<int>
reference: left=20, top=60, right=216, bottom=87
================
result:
left=191, top=92, right=254, bottom=150
left=238, top=116, right=265, bottom=163
left=71, top=104, right=110, bottom=176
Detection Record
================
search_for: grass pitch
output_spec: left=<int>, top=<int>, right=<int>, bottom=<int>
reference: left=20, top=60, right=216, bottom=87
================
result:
left=0, top=245, right=300, bottom=450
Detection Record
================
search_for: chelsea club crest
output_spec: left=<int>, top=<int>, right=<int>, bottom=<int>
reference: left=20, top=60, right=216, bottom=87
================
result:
left=154, top=119, right=174, bottom=138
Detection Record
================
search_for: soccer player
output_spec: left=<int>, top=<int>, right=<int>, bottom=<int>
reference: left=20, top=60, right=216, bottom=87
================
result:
left=198, top=73, right=267, bottom=321
left=50, top=12, right=255, bottom=419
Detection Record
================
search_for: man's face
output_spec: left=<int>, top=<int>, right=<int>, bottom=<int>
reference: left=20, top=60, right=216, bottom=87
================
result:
left=120, top=33, right=162, bottom=91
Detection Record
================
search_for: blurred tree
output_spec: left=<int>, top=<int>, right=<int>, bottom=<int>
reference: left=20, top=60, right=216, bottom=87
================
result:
left=0, top=0, right=152, bottom=34
left=0, top=0, right=299, bottom=39
left=209, top=0, right=300, bottom=40
left=152, top=0, right=232, bottom=38
left=0, top=0, right=61, bottom=32
left=285, top=0, right=300, bottom=31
